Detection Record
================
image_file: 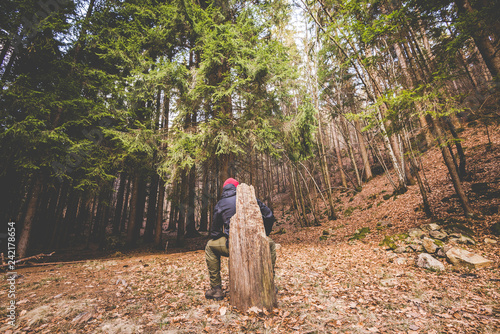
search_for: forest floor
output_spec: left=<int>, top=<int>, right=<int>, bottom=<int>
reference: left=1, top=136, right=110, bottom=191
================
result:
left=1, top=123, right=500, bottom=333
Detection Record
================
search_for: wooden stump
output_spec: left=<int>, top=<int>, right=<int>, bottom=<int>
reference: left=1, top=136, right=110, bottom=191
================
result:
left=229, top=183, right=276, bottom=311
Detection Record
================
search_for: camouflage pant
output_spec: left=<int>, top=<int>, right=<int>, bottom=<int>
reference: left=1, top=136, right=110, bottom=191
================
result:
left=205, top=236, right=276, bottom=287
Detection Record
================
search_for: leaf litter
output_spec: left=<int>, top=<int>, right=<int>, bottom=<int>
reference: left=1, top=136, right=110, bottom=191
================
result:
left=1, top=126, right=499, bottom=333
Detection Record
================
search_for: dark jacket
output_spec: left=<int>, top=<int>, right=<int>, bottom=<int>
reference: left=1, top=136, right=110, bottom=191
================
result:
left=209, top=184, right=276, bottom=240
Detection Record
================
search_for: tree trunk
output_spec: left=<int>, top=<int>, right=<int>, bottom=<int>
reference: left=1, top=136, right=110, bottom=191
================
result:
left=176, top=173, right=187, bottom=247
left=394, top=42, right=434, bottom=149
left=199, top=161, right=210, bottom=232
left=18, top=178, right=43, bottom=258
left=112, top=172, right=127, bottom=235
left=134, top=178, right=148, bottom=241
left=168, top=201, right=178, bottom=231
left=219, top=155, right=230, bottom=198
left=427, top=115, right=474, bottom=217
left=229, top=184, right=276, bottom=311
left=86, top=194, right=98, bottom=249
left=35, top=184, right=58, bottom=249
left=96, top=189, right=112, bottom=249
left=354, top=119, right=373, bottom=181
left=455, top=0, right=500, bottom=79
left=376, top=111, right=407, bottom=192
left=298, top=167, right=319, bottom=225
left=59, top=191, right=80, bottom=248
left=260, top=153, right=267, bottom=203
left=74, top=196, right=89, bottom=241
left=332, top=122, right=347, bottom=188
left=266, top=156, right=273, bottom=210
left=445, top=118, right=466, bottom=179
left=208, top=171, right=216, bottom=232
left=120, top=178, right=131, bottom=234
left=402, top=130, right=433, bottom=217
left=154, top=178, right=166, bottom=248
left=73, top=0, right=96, bottom=62
left=276, top=162, right=282, bottom=193
left=49, top=181, right=71, bottom=249
left=144, top=173, right=159, bottom=242
left=341, top=118, right=362, bottom=188
left=291, top=167, right=307, bottom=227
left=126, top=175, right=140, bottom=246
left=317, top=113, right=337, bottom=219
left=185, top=165, right=200, bottom=238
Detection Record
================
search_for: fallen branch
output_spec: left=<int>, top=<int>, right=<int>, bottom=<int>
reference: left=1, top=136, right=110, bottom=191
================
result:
left=23, top=259, right=91, bottom=267
left=0, top=252, right=55, bottom=269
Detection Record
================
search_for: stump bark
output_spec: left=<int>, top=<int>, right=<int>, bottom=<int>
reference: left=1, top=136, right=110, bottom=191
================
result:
left=229, top=183, right=276, bottom=311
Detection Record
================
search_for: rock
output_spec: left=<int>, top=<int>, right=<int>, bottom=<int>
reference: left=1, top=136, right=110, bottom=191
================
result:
left=445, top=247, right=494, bottom=269
left=408, top=244, right=423, bottom=252
left=408, top=228, right=425, bottom=239
left=428, top=223, right=441, bottom=231
left=449, top=233, right=462, bottom=238
left=422, top=237, right=438, bottom=254
left=416, top=253, right=445, bottom=271
left=491, top=222, right=500, bottom=236
left=393, top=246, right=406, bottom=254
left=484, top=238, right=497, bottom=244
left=436, top=248, right=447, bottom=258
left=394, top=257, right=407, bottom=265
left=457, top=235, right=475, bottom=245
left=429, top=230, right=448, bottom=240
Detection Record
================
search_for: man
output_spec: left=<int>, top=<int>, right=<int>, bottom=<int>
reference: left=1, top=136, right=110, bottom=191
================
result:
left=205, top=177, right=276, bottom=300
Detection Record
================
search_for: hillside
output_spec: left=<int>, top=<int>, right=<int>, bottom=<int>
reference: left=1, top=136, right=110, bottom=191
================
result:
left=1, top=124, right=499, bottom=333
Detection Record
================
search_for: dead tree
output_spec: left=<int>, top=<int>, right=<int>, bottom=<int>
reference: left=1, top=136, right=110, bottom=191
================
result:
left=229, top=184, right=276, bottom=311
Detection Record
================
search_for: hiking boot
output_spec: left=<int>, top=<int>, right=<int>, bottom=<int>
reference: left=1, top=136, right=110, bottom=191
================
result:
left=205, top=285, right=225, bottom=300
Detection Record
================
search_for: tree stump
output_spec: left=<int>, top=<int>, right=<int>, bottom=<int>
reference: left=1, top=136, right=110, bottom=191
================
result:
left=229, top=183, right=276, bottom=311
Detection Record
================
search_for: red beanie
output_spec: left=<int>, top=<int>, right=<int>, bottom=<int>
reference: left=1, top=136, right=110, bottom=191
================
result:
left=223, top=178, right=239, bottom=188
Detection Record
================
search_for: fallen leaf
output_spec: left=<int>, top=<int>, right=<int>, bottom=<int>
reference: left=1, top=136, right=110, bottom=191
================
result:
left=436, top=313, right=453, bottom=319
left=247, top=306, right=262, bottom=314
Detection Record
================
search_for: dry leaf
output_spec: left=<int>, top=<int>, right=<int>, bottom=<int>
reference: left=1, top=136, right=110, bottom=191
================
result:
left=247, top=306, right=262, bottom=314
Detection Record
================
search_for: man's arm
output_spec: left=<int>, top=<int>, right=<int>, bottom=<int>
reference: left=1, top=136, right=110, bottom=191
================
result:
left=257, top=199, right=276, bottom=236
left=209, top=203, right=224, bottom=239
